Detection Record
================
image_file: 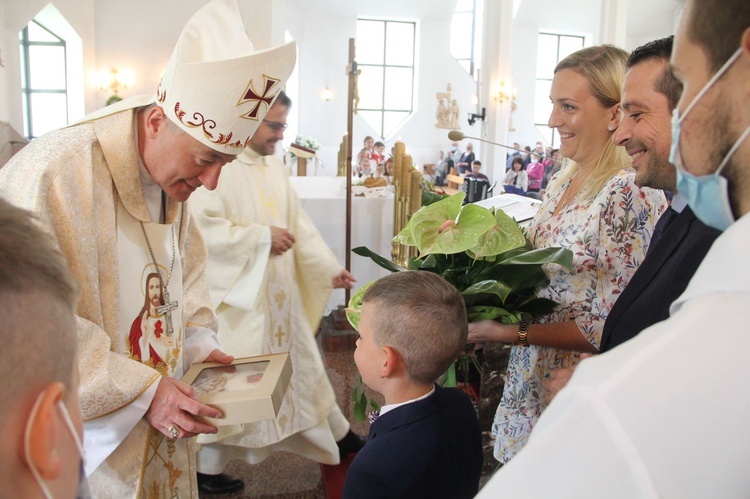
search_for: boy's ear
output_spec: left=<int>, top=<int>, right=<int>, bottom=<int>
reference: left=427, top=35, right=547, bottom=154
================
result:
left=381, top=346, right=402, bottom=378
left=25, top=382, right=65, bottom=480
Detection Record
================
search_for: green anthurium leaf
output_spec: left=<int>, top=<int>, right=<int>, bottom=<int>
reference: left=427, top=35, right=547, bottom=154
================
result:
left=496, top=246, right=574, bottom=270
left=476, top=264, right=548, bottom=296
left=345, top=280, right=376, bottom=330
left=407, top=256, right=424, bottom=270
left=413, top=202, right=496, bottom=256
left=352, top=246, right=406, bottom=273
left=466, top=305, right=522, bottom=324
left=395, top=194, right=464, bottom=246
left=394, top=223, right=417, bottom=246
left=441, top=362, right=457, bottom=388
left=462, top=279, right=514, bottom=305
left=467, top=208, right=528, bottom=259
left=418, top=253, right=438, bottom=270
left=395, top=192, right=464, bottom=250
left=514, top=296, right=560, bottom=317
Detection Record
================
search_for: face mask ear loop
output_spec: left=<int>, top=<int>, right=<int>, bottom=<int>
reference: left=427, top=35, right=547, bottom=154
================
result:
left=680, top=48, right=744, bottom=122
left=24, top=392, right=53, bottom=499
left=715, top=127, right=750, bottom=175
left=56, top=400, right=86, bottom=466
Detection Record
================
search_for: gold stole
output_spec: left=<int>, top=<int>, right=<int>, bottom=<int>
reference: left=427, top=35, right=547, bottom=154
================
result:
left=117, top=203, right=197, bottom=497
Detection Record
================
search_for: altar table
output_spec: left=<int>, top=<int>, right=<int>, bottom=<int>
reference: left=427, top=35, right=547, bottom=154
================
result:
left=289, top=177, right=394, bottom=312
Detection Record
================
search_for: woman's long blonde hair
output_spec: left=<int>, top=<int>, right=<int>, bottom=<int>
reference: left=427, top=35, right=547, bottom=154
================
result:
left=547, top=45, right=631, bottom=201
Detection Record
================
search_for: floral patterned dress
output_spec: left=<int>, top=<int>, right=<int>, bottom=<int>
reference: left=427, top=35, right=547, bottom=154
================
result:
left=491, top=168, right=667, bottom=463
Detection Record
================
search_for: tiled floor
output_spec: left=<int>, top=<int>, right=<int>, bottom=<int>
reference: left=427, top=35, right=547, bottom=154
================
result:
left=200, top=310, right=502, bottom=498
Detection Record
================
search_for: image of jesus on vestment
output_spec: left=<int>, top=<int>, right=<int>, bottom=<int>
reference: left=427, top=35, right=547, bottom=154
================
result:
left=128, top=271, right=176, bottom=375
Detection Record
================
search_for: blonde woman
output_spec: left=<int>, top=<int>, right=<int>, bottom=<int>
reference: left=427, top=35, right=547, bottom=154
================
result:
left=468, top=45, right=667, bottom=463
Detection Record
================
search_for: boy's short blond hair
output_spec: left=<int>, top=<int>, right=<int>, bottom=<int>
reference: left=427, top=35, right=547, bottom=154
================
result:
left=362, top=271, right=468, bottom=385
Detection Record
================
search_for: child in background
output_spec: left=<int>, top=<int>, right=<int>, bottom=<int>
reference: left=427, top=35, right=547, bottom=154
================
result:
left=372, top=141, right=386, bottom=164
left=343, top=271, right=483, bottom=499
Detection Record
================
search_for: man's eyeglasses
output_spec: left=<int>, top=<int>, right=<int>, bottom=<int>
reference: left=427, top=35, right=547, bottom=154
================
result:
left=263, top=120, right=288, bottom=132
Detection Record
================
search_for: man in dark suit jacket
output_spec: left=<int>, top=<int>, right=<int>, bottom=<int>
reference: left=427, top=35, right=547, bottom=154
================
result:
left=599, top=202, right=719, bottom=351
left=343, top=385, right=483, bottom=499
left=544, top=36, right=720, bottom=399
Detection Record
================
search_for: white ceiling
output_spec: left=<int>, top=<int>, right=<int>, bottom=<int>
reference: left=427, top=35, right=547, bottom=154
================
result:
left=289, top=0, right=681, bottom=40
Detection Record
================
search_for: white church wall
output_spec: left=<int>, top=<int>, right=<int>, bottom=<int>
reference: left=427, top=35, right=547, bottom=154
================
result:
left=289, top=5, right=480, bottom=175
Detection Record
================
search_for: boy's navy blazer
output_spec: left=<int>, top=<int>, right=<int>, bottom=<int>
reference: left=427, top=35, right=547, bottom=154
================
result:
left=343, top=385, right=483, bottom=499
left=600, top=206, right=720, bottom=352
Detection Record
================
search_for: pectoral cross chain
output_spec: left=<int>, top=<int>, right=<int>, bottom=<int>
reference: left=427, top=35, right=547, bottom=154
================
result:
left=157, top=289, right=179, bottom=336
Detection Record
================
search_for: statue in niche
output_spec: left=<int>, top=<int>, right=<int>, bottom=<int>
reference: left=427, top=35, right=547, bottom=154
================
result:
left=436, top=97, right=449, bottom=127
left=436, top=84, right=459, bottom=129
left=450, top=99, right=460, bottom=130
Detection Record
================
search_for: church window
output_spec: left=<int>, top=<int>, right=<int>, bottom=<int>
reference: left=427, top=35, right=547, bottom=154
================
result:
left=19, top=20, right=69, bottom=139
left=450, top=0, right=483, bottom=81
left=355, top=19, right=416, bottom=139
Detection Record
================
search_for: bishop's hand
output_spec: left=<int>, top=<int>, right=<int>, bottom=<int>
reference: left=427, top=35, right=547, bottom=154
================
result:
left=145, top=376, right=223, bottom=439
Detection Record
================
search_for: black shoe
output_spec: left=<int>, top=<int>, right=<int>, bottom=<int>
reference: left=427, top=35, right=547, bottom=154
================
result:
left=197, top=472, right=244, bottom=494
left=337, top=430, right=366, bottom=459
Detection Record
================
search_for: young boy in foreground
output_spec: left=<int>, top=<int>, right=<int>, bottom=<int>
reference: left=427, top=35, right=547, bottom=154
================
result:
left=343, top=271, right=483, bottom=499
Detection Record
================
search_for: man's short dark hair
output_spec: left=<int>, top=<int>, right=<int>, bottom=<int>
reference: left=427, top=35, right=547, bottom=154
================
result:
left=275, top=90, right=292, bottom=109
left=472, top=160, right=481, bottom=167
left=686, top=0, right=750, bottom=73
left=628, top=36, right=682, bottom=110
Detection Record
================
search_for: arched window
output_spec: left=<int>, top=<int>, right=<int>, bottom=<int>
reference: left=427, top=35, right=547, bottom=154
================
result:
left=355, top=19, right=416, bottom=139
left=450, top=0, right=483, bottom=80
left=19, top=20, right=69, bottom=139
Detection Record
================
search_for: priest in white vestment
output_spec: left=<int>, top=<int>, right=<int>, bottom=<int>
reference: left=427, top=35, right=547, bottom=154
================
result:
left=192, top=92, right=363, bottom=488
left=0, top=1, right=296, bottom=497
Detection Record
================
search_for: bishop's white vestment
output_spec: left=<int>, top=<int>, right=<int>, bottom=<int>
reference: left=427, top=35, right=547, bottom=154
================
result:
left=192, top=147, right=350, bottom=470
left=0, top=109, right=221, bottom=498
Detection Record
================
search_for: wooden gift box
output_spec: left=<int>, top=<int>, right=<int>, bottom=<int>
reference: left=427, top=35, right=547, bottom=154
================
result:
left=181, top=353, right=292, bottom=426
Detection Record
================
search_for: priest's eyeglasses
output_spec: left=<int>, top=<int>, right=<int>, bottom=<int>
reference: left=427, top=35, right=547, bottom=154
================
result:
left=263, top=120, right=288, bottom=132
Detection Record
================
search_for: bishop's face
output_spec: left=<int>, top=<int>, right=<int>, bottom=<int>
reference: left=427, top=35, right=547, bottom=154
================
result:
left=140, top=106, right=236, bottom=202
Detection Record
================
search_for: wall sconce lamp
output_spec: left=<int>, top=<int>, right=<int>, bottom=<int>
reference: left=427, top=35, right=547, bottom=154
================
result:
left=97, top=68, right=134, bottom=105
left=494, top=80, right=512, bottom=104
left=467, top=107, right=486, bottom=126
left=322, top=86, right=333, bottom=101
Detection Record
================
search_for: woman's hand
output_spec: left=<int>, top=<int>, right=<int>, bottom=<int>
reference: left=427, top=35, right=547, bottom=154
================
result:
left=468, top=321, right=518, bottom=344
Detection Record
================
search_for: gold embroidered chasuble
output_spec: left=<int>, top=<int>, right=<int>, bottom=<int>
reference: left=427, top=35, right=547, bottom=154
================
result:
left=192, top=148, right=347, bottom=464
left=0, top=109, right=217, bottom=497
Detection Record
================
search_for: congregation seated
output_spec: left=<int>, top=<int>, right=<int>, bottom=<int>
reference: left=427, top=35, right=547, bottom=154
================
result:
left=465, top=160, right=488, bottom=180
left=526, top=155, right=545, bottom=193
left=504, top=156, right=528, bottom=194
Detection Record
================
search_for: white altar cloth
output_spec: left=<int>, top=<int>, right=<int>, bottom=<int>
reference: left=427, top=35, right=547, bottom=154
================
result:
left=289, top=177, right=394, bottom=312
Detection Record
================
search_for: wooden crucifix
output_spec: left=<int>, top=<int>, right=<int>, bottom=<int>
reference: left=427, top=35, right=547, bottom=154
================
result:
left=344, top=38, right=356, bottom=305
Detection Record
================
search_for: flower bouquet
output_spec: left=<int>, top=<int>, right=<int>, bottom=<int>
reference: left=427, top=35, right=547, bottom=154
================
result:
left=292, top=134, right=320, bottom=151
left=346, top=192, right=573, bottom=420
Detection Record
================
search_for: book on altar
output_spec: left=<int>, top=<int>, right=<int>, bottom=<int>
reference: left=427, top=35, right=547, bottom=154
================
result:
left=181, top=353, right=292, bottom=426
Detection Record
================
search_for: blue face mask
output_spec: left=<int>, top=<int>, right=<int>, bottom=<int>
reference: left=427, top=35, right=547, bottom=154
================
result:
left=669, top=47, right=749, bottom=231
